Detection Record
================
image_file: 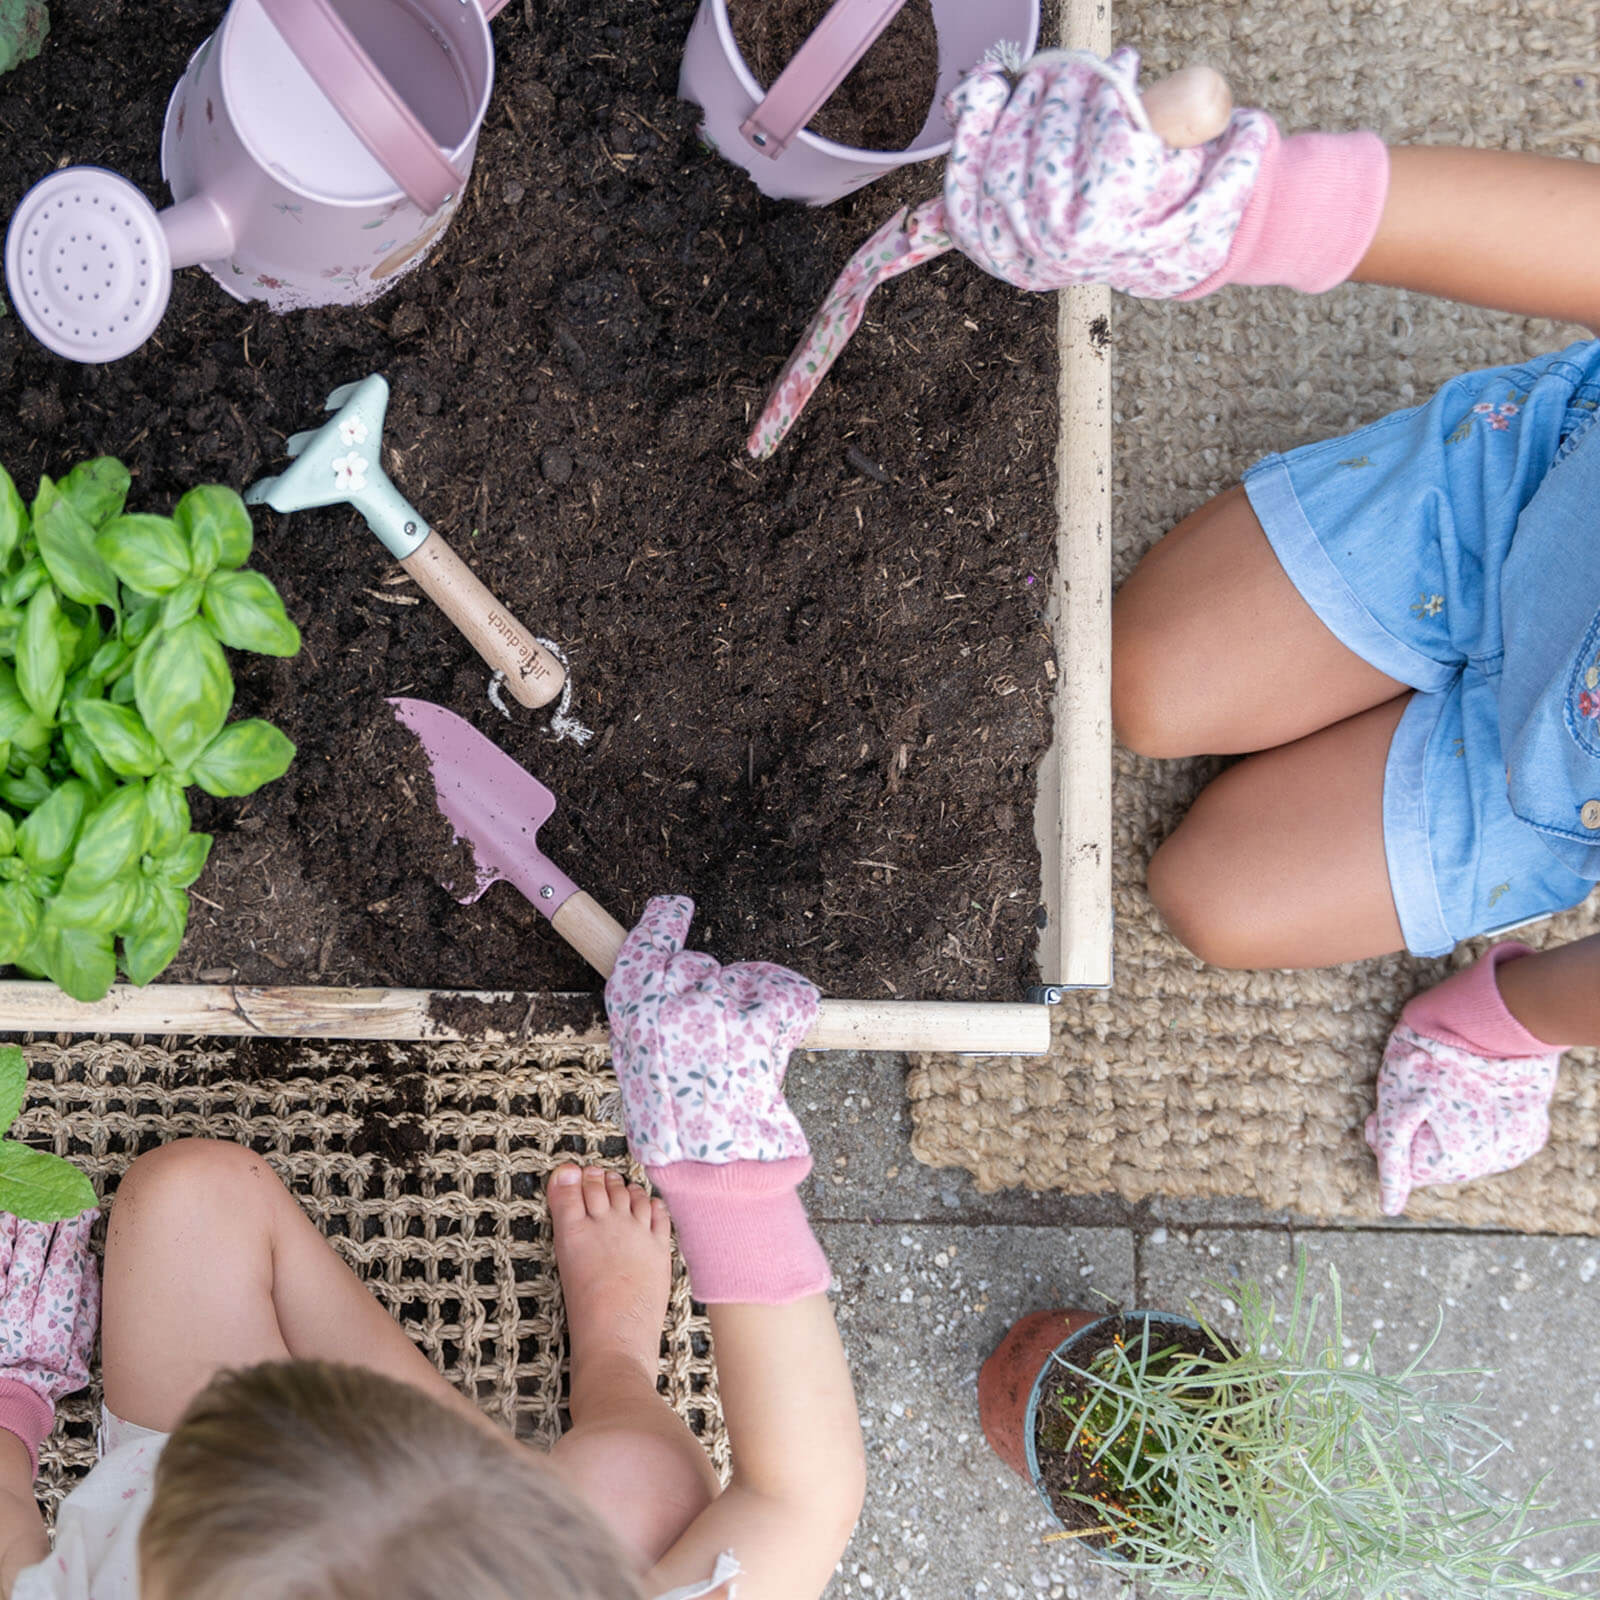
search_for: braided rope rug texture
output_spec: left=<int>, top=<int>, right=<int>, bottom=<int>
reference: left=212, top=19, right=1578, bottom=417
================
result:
left=12, top=1036, right=727, bottom=1522
left=909, top=0, right=1600, bottom=1230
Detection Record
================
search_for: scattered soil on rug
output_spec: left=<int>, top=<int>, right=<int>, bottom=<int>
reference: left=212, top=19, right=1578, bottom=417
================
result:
left=727, top=0, right=939, bottom=150
left=0, top=0, right=1056, bottom=1000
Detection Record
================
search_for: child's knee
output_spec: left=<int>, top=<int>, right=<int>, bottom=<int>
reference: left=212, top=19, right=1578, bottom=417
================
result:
left=115, top=1140, right=281, bottom=1224
left=1147, top=831, right=1261, bottom=969
left=1111, top=599, right=1201, bottom=759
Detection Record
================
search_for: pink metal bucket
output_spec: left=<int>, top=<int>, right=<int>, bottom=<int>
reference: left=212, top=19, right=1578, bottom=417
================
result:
left=680, top=0, right=1040, bottom=205
left=4, top=0, right=506, bottom=363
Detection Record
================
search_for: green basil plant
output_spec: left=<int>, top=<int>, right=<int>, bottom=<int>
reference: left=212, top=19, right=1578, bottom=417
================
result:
left=0, top=458, right=300, bottom=1001
left=0, top=1045, right=95, bottom=1222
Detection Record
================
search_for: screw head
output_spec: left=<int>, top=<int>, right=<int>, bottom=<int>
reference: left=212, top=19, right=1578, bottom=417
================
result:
left=539, top=885, right=554, bottom=899
left=751, top=132, right=768, bottom=147
left=403, top=521, right=417, bottom=536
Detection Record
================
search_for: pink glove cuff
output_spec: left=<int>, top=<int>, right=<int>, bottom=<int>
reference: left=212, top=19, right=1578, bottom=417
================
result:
left=1180, top=125, right=1390, bottom=298
left=647, top=1157, right=831, bottom=1306
left=0, top=1377, right=54, bottom=1477
left=1401, top=942, right=1558, bottom=1056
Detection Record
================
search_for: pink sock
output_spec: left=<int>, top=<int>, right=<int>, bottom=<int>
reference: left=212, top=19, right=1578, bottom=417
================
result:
left=1179, top=124, right=1390, bottom=298
left=645, top=1157, right=831, bottom=1306
left=0, top=1379, right=53, bottom=1477
left=1401, top=942, right=1561, bottom=1057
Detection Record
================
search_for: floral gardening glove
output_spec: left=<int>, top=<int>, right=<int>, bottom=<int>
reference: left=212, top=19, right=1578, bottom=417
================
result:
left=0, top=1210, right=99, bottom=1474
left=940, top=46, right=1272, bottom=296
left=605, top=895, right=819, bottom=1167
left=1363, top=1027, right=1559, bottom=1217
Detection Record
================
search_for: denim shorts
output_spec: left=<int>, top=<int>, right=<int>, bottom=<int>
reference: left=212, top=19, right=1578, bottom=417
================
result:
left=1243, top=340, right=1600, bottom=957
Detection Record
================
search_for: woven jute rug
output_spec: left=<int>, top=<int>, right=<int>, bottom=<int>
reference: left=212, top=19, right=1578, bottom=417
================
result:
left=12, top=1036, right=726, bottom=1521
left=909, top=0, right=1600, bottom=1231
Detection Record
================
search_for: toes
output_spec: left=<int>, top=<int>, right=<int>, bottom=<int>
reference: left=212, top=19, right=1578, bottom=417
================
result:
left=629, top=1184, right=653, bottom=1223
left=649, top=1197, right=672, bottom=1237
left=546, top=1165, right=587, bottom=1227
left=603, top=1170, right=630, bottom=1212
left=582, top=1167, right=611, bottom=1218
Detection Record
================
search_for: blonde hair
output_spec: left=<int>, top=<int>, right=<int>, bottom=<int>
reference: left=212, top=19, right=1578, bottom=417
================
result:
left=139, top=1360, right=644, bottom=1600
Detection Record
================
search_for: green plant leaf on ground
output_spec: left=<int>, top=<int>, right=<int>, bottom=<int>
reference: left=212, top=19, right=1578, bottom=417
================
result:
left=190, top=719, right=294, bottom=797
left=0, top=0, right=48, bottom=77
left=32, top=478, right=120, bottom=610
left=0, top=1140, right=96, bottom=1223
left=201, top=569, right=301, bottom=656
left=0, top=1047, right=24, bottom=1140
left=133, top=619, right=233, bottom=770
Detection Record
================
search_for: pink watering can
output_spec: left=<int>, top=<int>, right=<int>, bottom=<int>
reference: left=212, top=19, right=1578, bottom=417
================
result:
left=4, top=0, right=507, bottom=364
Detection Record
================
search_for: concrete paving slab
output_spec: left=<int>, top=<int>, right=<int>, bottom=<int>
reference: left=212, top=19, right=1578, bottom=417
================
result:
left=1135, top=1224, right=1296, bottom=1326
left=793, top=1051, right=1142, bottom=1229
left=1297, top=1231, right=1600, bottom=1584
left=815, top=1222, right=1135, bottom=1600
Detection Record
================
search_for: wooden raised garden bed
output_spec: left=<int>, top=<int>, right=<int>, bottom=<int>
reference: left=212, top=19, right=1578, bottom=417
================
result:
left=0, top=0, right=1110, bottom=1051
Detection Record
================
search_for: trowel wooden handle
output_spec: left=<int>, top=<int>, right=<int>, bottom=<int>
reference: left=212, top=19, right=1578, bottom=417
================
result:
left=1142, top=64, right=1233, bottom=149
left=399, top=530, right=565, bottom=709
left=548, top=892, right=1050, bottom=1055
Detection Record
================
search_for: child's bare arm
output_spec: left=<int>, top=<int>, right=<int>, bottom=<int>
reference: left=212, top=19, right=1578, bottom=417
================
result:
left=0, top=1432, right=45, bottom=1598
left=1353, top=147, right=1600, bottom=331
left=644, top=1297, right=865, bottom=1600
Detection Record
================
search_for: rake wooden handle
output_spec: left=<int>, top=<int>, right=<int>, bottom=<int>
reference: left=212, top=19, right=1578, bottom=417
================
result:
left=1142, top=64, right=1233, bottom=149
left=549, top=892, right=1050, bottom=1055
left=399, top=530, right=565, bottom=709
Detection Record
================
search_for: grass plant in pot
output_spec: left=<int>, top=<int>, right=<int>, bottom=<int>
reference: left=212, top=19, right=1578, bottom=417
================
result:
left=980, top=1261, right=1600, bottom=1597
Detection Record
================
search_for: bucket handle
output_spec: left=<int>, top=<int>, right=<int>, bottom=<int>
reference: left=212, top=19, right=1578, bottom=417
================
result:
left=738, top=0, right=909, bottom=158
left=257, top=0, right=470, bottom=214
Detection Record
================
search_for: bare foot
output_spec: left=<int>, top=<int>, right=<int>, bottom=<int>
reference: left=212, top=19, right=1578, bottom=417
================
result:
left=548, top=1165, right=673, bottom=1410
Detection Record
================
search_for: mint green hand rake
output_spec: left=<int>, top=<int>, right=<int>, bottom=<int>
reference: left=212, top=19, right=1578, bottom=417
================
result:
left=245, top=374, right=565, bottom=709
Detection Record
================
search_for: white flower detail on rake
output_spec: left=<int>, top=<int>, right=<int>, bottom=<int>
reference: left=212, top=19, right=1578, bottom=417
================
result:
left=337, top=415, right=370, bottom=447
left=330, top=453, right=368, bottom=492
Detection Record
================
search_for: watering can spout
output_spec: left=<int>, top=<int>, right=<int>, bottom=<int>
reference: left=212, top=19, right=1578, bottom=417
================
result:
left=158, top=192, right=236, bottom=271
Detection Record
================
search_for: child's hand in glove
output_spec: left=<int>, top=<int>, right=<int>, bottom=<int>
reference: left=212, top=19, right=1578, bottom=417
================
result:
left=605, top=894, right=819, bottom=1168
left=0, top=1211, right=99, bottom=1474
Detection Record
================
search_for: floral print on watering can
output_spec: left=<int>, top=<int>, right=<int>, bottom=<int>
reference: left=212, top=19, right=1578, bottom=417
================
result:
left=160, top=0, right=495, bottom=315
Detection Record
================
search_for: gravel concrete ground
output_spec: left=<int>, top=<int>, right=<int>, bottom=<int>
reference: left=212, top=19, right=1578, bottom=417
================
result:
left=790, top=1051, right=1600, bottom=1600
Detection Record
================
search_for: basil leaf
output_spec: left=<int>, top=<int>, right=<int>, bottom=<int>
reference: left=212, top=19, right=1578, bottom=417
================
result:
left=0, top=663, right=51, bottom=751
left=33, top=919, right=116, bottom=1002
left=0, top=1140, right=99, bottom=1223
left=0, top=465, right=26, bottom=572
left=134, top=620, right=233, bottom=770
left=159, top=830, right=211, bottom=888
left=0, top=1047, right=23, bottom=1140
left=47, top=872, right=137, bottom=935
left=201, top=569, right=301, bottom=657
left=17, top=587, right=64, bottom=724
left=176, top=486, right=253, bottom=576
left=0, top=813, right=15, bottom=857
left=144, top=773, right=190, bottom=858
left=122, top=598, right=159, bottom=648
left=190, top=719, right=294, bottom=798
left=96, top=514, right=192, bottom=597
left=16, top=779, right=88, bottom=875
left=121, top=881, right=188, bottom=986
left=72, top=700, right=162, bottom=779
left=61, top=724, right=115, bottom=799
left=3, top=559, right=48, bottom=610
left=160, top=578, right=204, bottom=631
left=66, top=783, right=149, bottom=886
left=0, top=883, right=40, bottom=965
left=0, top=767, right=53, bottom=813
left=32, top=478, right=121, bottom=609
left=88, top=638, right=130, bottom=681
left=110, top=673, right=137, bottom=708
left=59, top=458, right=130, bottom=530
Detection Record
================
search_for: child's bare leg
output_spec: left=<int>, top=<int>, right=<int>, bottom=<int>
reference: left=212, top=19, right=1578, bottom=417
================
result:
left=546, top=1167, right=720, bottom=1570
left=1495, top=934, right=1600, bottom=1047
left=1148, top=697, right=1410, bottom=967
left=1114, top=485, right=1407, bottom=757
left=101, top=1140, right=488, bottom=1436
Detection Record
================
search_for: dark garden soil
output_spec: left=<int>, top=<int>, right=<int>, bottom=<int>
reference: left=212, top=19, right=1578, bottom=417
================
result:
left=0, top=0, right=1056, bottom=1002
left=727, top=0, right=938, bottom=151
left=1034, top=1316, right=1228, bottom=1548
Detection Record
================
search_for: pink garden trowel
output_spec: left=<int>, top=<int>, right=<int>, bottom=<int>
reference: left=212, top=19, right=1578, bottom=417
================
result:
left=389, top=697, right=1051, bottom=1054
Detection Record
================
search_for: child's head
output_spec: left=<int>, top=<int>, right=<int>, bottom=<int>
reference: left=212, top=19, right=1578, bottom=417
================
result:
left=139, top=1360, right=644, bottom=1600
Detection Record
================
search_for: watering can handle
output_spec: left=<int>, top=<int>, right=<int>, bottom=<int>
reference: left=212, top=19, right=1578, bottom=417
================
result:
left=739, top=0, right=909, bottom=158
left=256, top=0, right=465, bottom=214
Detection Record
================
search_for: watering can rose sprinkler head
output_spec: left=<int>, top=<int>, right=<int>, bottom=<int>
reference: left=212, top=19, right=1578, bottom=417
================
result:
left=745, top=52, right=1237, bottom=460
